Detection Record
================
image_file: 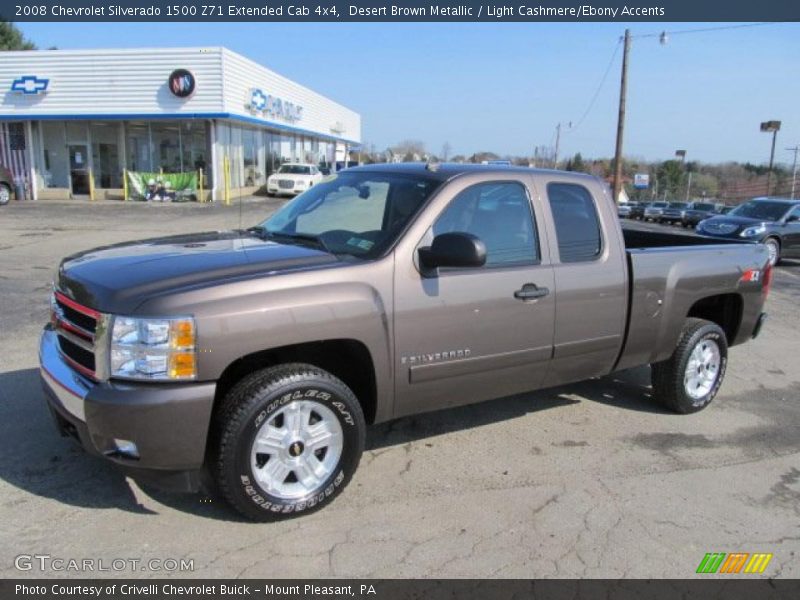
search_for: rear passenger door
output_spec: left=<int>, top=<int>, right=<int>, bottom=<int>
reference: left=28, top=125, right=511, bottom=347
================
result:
left=538, top=178, right=628, bottom=387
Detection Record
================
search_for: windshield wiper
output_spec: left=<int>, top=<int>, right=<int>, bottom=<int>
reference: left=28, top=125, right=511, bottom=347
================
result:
left=247, top=226, right=333, bottom=254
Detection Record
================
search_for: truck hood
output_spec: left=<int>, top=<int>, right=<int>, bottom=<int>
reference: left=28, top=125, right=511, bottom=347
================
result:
left=57, top=230, right=340, bottom=313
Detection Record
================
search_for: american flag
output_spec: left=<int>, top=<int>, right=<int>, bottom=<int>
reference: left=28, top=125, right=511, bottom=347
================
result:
left=0, top=122, right=29, bottom=185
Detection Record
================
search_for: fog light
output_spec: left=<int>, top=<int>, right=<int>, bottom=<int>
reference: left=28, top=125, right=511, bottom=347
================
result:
left=110, top=439, right=140, bottom=459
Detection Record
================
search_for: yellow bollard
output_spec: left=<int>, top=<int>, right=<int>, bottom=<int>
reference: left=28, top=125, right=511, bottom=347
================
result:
left=198, top=168, right=204, bottom=203
left=122, top=170, right=128, bottom=201
left=223, top=156, right=231, bottom=206
left=89, top=169, right=95, bottom=201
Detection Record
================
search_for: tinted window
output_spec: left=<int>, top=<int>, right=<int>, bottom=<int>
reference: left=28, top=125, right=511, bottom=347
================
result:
left=546, top=183, right=602, bottom=263
left=692, top=203, right=715, bottom=211
left=433, top=181, right=538, bottom=267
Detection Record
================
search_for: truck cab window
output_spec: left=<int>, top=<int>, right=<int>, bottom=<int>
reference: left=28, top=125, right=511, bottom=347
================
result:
left=546, top=182, right=602, bottom=262
left=433, top=181, right=538, bottom=267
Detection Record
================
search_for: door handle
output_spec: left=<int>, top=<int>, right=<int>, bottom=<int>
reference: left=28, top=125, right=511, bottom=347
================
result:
left=514, top=283, right=550, bottom=301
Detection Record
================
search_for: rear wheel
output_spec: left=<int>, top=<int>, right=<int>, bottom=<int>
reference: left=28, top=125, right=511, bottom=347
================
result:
left=0, top=183, right=11, bottom=205
left=212, top=363, right=365, bottom=521
left=651, top=318, right=728, bottom=414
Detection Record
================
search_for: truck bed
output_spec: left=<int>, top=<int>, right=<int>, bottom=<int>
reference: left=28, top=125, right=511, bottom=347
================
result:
left=615, top=225, right=768, bottom=372
left=621, top=225, right=744, bottom=249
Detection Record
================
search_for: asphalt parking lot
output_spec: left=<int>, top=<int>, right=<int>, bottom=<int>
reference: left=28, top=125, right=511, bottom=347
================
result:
left=1, top=200, right=798, bottom=579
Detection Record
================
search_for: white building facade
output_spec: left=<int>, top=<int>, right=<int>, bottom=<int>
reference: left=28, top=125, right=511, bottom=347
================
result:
left=0, top=47, right=361, bottom=200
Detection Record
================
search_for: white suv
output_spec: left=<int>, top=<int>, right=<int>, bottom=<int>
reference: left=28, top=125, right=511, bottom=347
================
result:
left=267, top=163, right=324, bottom=196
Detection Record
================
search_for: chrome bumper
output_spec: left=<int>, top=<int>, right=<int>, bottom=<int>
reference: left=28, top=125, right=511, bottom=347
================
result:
left=39, top=327, right=91, bottom=422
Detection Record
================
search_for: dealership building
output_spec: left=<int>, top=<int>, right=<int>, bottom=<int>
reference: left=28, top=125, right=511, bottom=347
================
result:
left=0, top=47, right=361, bottom=200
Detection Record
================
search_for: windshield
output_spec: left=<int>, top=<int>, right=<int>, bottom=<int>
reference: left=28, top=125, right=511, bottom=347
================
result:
left=668, top=202, right=688, bottom=209
left=260, top=172, right=442, bottom=258
left=730, top=200, right=791, bottom=222
left=652, top=202, right=668, bottom=208
left=692, top=203, right=716, bottom=211
left=278, top=165, right=312, bottom=175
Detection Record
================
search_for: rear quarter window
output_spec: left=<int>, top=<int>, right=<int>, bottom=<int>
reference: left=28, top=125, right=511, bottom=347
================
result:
left=546, top=182, right=603, bottom=263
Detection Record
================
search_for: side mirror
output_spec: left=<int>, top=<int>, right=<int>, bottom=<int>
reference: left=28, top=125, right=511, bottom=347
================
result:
left=418, top=232, right=487, bottom=270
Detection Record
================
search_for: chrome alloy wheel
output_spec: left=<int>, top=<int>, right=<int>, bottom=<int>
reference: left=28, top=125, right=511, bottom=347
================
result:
left=250, top=400, right=343, bottom=499
left=683, top=339, right=721, bottom=402
left=765, top=238, right=779, bottom=267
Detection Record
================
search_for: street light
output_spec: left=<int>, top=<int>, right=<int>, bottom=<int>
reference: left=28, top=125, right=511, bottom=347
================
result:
left=675, top=150, right=691, bottom=200
left=760, top=120, right=781, bottom=196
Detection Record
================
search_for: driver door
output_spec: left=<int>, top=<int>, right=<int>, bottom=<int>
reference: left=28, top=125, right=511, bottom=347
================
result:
left=392, top=176, right=555, bottom=418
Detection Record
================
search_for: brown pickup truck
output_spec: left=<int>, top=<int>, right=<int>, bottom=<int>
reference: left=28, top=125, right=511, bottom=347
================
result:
left=40, top=164, right=770, bottom=520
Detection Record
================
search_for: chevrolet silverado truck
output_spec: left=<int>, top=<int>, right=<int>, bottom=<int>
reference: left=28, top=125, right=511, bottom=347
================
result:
left=40, top=164, right=771, bottom=521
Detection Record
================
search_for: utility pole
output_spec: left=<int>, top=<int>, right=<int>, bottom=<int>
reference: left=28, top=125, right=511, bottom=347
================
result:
left=612, top=29, right=631, bottom=205
left=554, top=123, right=561, bottom=169
left=787, top=145, right=799, bottom=200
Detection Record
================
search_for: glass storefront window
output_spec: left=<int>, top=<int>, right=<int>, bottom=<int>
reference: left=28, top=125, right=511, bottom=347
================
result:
left=90, top=122, right=121, bottom=188
left=150, top=122, right=182, bottom=173
left=40, top=122, right=69, bottom=188
left=126, top=123, right=151, bottom=172
left=181, top=121, right=209, bottom=174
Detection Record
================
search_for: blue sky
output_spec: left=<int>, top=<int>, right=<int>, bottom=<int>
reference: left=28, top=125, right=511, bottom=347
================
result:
left=17, top=21, right=800, bottom=165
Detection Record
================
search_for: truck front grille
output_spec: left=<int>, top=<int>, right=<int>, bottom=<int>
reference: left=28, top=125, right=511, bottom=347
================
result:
left=53, top=291, right=99, bottom=380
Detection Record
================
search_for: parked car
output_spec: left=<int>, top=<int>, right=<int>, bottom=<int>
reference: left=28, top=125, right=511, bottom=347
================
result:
left=617, top=201, right=634, bottom=218
left=696, top=197, right=800, bottom=266
left=266, top=163, right=324, bottom=196
left=643, top=201, right=669, bottom=221
left=41, top=164, right=770, bottom=521
left=682, top=202, right=719, bottom=228
left=629, top=201, right=648, bottom=220
left=717, top=205, right=734, bottom=215
left=0, top=165, right=14, bottom=205
left=660, top=202, right=691, bottom=225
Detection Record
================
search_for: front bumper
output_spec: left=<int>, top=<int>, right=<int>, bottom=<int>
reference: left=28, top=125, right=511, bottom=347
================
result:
left=39, top=327, right=216, bottom=492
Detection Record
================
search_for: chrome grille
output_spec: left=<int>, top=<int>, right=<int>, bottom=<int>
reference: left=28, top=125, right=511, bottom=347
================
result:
left=278, top=179, right=295, bottom=189
left=53, top=291, right=98, bottom=380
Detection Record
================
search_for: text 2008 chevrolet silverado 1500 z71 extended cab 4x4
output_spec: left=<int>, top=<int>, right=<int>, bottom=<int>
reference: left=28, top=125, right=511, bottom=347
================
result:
left=40, top=164, right=771, bottom=520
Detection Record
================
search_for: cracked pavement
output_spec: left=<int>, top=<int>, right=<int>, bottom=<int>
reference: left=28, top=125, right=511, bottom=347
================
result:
left=0, top=202, right=798, bottom=578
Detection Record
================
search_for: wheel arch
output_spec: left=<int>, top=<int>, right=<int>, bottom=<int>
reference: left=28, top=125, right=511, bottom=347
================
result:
left=686, top=293, right=743, bottom=345
left=213, top=338, right=379, bottom=425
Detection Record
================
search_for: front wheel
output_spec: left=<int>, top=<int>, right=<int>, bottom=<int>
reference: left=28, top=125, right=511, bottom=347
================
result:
left=764, top=237, right=780, bottom=267
left=0, top=183, right=11, bottom=205
left=651, top=318, right=728, bottom=414
left=212, top=363, right=365, bottom=521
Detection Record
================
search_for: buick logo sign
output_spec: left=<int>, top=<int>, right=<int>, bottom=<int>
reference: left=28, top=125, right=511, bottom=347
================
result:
left=168, top=69, right=195, bottom=98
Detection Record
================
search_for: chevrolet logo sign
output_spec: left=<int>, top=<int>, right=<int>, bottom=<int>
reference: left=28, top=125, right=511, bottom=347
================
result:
left=11, top=75, right=49, bottom=95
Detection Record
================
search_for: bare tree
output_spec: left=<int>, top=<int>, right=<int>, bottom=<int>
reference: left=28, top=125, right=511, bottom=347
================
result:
left=392, top=139, right=426, bottom=159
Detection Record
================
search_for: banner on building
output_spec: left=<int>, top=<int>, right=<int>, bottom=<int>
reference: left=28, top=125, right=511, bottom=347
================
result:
left=126, top=171, right=198, bottom=201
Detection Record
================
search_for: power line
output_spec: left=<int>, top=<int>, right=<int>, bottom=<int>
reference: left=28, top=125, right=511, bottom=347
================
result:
left=633, top=22, right=776, bottom=40
left=570, top=39, right=622, bottom=132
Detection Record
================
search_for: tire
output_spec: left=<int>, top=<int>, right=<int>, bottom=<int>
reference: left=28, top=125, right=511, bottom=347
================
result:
left=651, top=318, right=728, bottom=414
left=764, top=237, right=780, bottom=267
left=0, top=183, right=11, bottom=206
left=212, top=363, right=365, bottom=521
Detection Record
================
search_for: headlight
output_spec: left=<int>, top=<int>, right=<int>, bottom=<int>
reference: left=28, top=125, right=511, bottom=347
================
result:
left=295, top=180, right=306, bottom=187
left=110, top=316, right=196, bottom=381
left=740, top=225, right=766, bottom=238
